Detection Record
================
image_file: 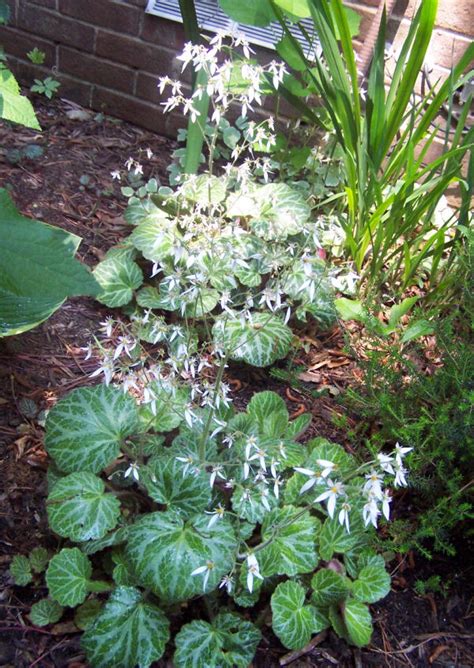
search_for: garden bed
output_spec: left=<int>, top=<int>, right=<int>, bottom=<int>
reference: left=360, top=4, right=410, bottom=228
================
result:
left=0, top=98, right=473, bottom=668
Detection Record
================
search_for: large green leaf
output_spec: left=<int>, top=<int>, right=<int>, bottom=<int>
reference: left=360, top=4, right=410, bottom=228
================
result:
left=30, top=599, right=63, bottom=627
left=319, top=517, right=361, bottom=561
left=180, top=174, right=227, bottom=206
left=46, top=548, right=92, bottom=607
left=125, top=511, right=237, bottom=602
left=218, top=0, right=275, bottom=26
left=130, top=217, right=176, bottom=263
left=251, top=183, right=311, bottom=240
left=247, top=391, right=289, bottom=437
left=142, top=456, right=211, bottom=516
left=47, top=472, right=121, bottom=542
left=213, top=312, right=293, bottom=367
left=343, top=599, right=373, bottom=647
left=93, top=255, right=143, bottom=307
left=174, top=613, right=261, bottom=668
left=311, top=568, right=351, bottom=606
left=0, top=67, right=40, bottom=129
left=271, top=581, right=317, bottom=650
left=259, top=506, right=319, bottom=576
left=81, top=586, right=170, bottom=668
left=0, top=189, right=98, bottom=336
left=45, top=385, right=139, bottom=474
left=353, top=564, right=391, bottom=603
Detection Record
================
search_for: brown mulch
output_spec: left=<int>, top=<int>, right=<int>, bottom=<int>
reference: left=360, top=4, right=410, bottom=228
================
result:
left=0, top=96, right=473, bottom=668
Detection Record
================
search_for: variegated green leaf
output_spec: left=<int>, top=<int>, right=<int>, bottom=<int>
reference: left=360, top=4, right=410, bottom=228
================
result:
left=47, top=473, right=121, bottom=542
left=343, top=599, right=373, bottom=647
left=46, top=548, right=92, bottom=607
left=93, top=255, right=143, bottom=307
left=213, top=312, right=292, bottom=367
left=29, top=547, right=49, bottom=573
left=125, top=511, right=237, bottom=602
left=319, top=517, right=361, bottom=561
left=173, top=613, right=261, bottom=668
left=271, top=581, right=316, bottom=650
left=311, top=568, right=351, bottom=606
left=138, top=380, right=189, bottom=432
left=247, top=391, right=289, bottom=437
left=74, top=599, right=103, bottom=630
left=286, top=413, right=312, bottom=439
left=130, top=218, right=177, bottom=263
left=180, top=174, right=227, bottom=206
left=353, top=565, right=391, bottom=603
left=30, top=599, right=63, bottom=627
left=125, top=198, right=168, bottom=226
left=81, top=587, right=169, bottom=668
left=231, top=483, right=278, bottom=523
left=259, top=506, right=319, bottom=577
left=142, top=456, right=211, bottom=516
left=45, top=385, right=139, bottom=473
left=250, top=183, right=311, bottom=240
left=10, top=555, right=32, bottom=585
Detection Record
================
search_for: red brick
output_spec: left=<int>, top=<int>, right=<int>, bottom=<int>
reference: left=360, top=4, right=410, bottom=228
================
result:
left=141, top=14, right=185, bottom=50
left=17, top=2, right=96, bottom=51
left=96, top=30, right=178, bottom=75
left=122, top=0, right=146, bottom=6
left=58, top=46, right=135, bottom=93
left=59, top=0, right=141, bottom=36
left=0, top=25, right=56, bottom=65
left=135, top=71, right=161, bottom=104
left=91, top=86, right=167, bottom=132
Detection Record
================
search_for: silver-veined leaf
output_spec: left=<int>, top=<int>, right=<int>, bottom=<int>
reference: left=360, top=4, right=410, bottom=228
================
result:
left=81, top=586, right=170, bottom=668
left=93, top=255, right=143, bottom=307
left=30, top=599, right=63, bottom=627
left=251, top=183, right=311, bottom=240
left=343, top=599, right=373, bottom=647
left=45, top=385, right=139, bottom=473
left=247, top=391, right=289, bottom=437
left=231, top=483, right=278, bottom=523
left=311, top=568, right=351, bottom=606
left=130, top=218, right=177, bottom=263
left=138, top=380, right=189, bottom=432
left=213, top=312, right=292, bottom=367
left=271, top=581, right=316, bottom=650
left=180, top=174, right=227, bottom=206
left=46, top=548, right=92, bottom=607
left=29, top=547, right=49, bottom=573
left=125, top=511, right=237, bottom=602
left=47, top=472, right=121, bottom=542
left=353, top=565, right=391, bottom=603
left=10, top=555, right=32, bottom=585
left=74, top=599, right=103, bottom=630
left=319, top=517, right=361, bottom=561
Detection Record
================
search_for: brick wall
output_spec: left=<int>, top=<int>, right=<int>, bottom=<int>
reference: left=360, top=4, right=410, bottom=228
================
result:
left=0, top=0, right=472, bottom=138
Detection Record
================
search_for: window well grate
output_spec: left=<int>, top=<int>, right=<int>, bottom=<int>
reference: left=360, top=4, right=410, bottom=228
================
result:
left=145, top=0, right=320, bottom=58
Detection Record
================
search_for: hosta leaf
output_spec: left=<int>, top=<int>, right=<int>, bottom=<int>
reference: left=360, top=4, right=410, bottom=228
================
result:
left=0, top=188, right=98, bottom=336
left=343, top=599, right=373, bottom=647
left=311, top=568, right=351, bottom=606
left=174, top=613, right=261, bottom=668
left=213, top=312, right=292, bottom=367
left=259, top=506, right=319, bottom=576
left=30, top=599, right=63, bottom=627
left=45, top=385, right=139, bottom=474
left=125, top=511, right=237, bottom=602
left=130, top=218, right=177, bottom=263
left=74, top=599, right=103, bottom=630
left=138, top=380, right=189, bottom=432
left=251, top=183, right=311, bottom=240
left=142, top=456, right=211, bottom=516
left=271, top=581, right=316, bottom=650
left=47, top=472, right=121, bottom=542
left=0, top=68, right=40, bottom=129
left=10, top=555, right=32, bottom=585
left=353, top=565, right=391, bottom=603
left=29, top=547, right=49, bottom=573
left=247, top=391, right=289, bottom=437
left=93, top=255, right=143, bottom=307
left=81, top=586, right=170, bottom=668
left=231, top=483, right=278, bottom=523
left=319, top=517, right=361, bottom=561
left=46, top=548, right=92, bottom=607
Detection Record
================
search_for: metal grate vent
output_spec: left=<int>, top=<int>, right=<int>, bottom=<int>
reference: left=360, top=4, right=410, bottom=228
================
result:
left=145, top=0, right=320, bottom=58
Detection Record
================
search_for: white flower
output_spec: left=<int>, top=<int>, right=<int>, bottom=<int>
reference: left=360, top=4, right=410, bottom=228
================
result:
left=363, top=470, right=384, bottom=500
left=246, top=554, right=263, bottom=593
left=81, top=343, right=93, bottom=360
left=394, top=464, right=408, bottom=487
left=90, top=356, right=115, bottom=385
left=363, top=497, right=381, bottom=528
left=124, top=462, right=140, bottom=481
left=294, top=467, right=324, bottom=494
left=316, top=459, right=336, bottom=478
left=260, top=488, right=271, bottom=512
left=382, top=490, right=392, bottom=520
left=338, top=501, right=351, bottom=532
left=110, top=169, right=121, bottom=181
left=176, top=455, right=195, bottom=476
left=314, top=480, right=345, bottom=518
left=377, top=453, right=394, bottom=475
left=272, top=476, right=282, bottom=499
left=219, top=574, right=234, bottom=594
left=191, top=560, right=215, bottom=591
left=99, top=317, right=114, bottom=338
left=209, top=466, right=225, bottom=488
left=249, top=448, right=267, bottom=472
left=205, top=504, right=225, bottom=528
left=394, top=443, right=413, bottom=467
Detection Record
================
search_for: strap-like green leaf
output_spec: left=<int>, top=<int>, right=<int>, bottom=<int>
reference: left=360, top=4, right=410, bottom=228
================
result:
left=47, top=472, right=121, bottom=542
left=45, top=385, right=139, bottom=473
left=81, top=586, right=170, bottom=668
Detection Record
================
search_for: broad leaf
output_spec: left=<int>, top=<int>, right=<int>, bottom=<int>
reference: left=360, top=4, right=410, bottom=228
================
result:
left=334, top=298, right=365, bottom=322
left=81, top=586, right=169, bottom=668
left=93, top=255, right=143, bottom=307
left=271, top=581, right=316, bottom=650
left=247, top=391, right=289, bottom=436
left=130, top=217, right=176, bottom=263
left=30, top=599, right=63, bottom=627
left=138, top=380, right=189, bottom=432
left=10, top=555, right=32, bottom=585
left=125, top=511, right=237, bottom=602
left=0, top=189, right=98, bottom=336
left=343, top=599, right=373, bottom=647
left=0, top=67, right=40, bottom=129
left=45, top=385, right=139, bottom=473
left=74, top=599, right=103, bottom=630
left=319, top=517, right=361, bottom=561
left=311, top=568, right=351, bottom=605
left=142, top=455, right=211, bottom=516
left=47, top=472, right=121, bottom=542
left=29, top=547, right=49, bottom=573
left=218, top=0, right=275, bottom=27
left=124, top=198, right=169, bottom=226
left=231, top=483, right=278, bottom=523
left=46, top=548, right=92, bottom=607
left=353, top=565, right=391, bottom=603
left=213, top=312, right=292, bottom=367
left=259, top=506, right=319, bottom=576
left=180, top=174, right=227, bottom=206
left=174, top=613, right=261, bottom=668
left=251, top=183, right=311, bottom=240
left=286, top=413, right=312, bottom=439
left=274, top=0, right=310, bottom=19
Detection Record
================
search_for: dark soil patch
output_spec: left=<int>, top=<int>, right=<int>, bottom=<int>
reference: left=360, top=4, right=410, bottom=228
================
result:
left=0, top=97, right=472, bottom=668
